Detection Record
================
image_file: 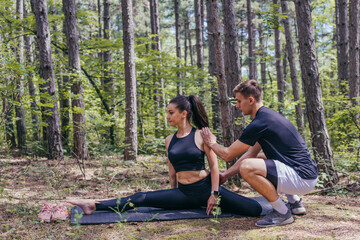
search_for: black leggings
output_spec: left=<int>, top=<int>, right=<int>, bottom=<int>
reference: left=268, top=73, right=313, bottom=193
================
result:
left=95, top=174, right=262, bottom=217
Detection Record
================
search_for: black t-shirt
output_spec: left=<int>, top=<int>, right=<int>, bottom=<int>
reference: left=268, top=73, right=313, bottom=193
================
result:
left=239, top=106, right=318, bottom=179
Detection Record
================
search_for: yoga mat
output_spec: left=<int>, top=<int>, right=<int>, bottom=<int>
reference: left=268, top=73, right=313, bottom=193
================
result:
left=70, top=196, right=271, bottom=225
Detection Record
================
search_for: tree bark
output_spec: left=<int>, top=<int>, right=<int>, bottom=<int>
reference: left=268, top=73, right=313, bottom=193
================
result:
left=281, top=0, right=305, bottom=136
left=32, top=0, right=64, bottom=159
left=206, top=0, right=220, bottom=133
left=174, top=0, right=183, bottom=95
left=210, top=0, right=234, bottom=147
left=295, top=0, right=338, bottom=186
left=337, top=0, right=349, bottom=94
left=247, top=0, right=257, bottom=80
left=24, top=4, right=40, bottom=142
left=222, top=0, right=244, bottom=140
left=15, top=0, right=27, bottom=151
left=258, top=23, right=267, bottom=89
left=122, top=0, right=138, bottom=161
left=3, top=97, right=16, bottom=149
left=63, top=0, right=88, bottom=159
left=103, top=0, right=115, bottom=145
left=273, top=0, right=285, bottom=114
left=186, top=14, right=194, bottom=66
left=349, top=0, right=360, bottom=106
left=194, top=0, right=204, bottom=99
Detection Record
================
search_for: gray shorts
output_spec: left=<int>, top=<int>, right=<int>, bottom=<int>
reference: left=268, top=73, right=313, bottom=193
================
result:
left=265, top=159, right=318, bottom=195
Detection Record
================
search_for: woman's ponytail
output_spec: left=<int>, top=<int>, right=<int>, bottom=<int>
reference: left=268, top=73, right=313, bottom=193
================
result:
left=187, top=95, right=209, bottom=129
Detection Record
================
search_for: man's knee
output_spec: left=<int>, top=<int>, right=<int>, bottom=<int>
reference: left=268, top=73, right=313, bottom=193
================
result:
left=239, top=158, right=266, bottom=177
left=239, top=158, right=255, bottom=176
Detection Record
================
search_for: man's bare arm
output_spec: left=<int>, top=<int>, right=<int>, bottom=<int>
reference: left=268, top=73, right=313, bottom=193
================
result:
left=200, top=127, right=250, bottom=162
left=221, top=142, right=262, bottom=183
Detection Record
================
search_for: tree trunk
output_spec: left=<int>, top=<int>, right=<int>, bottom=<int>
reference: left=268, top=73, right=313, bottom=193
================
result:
left=349, top=0, right=360, bottom=106
left=103, top=0, right=115, bottom=145
left=122, top=0, right=138, bottom=161
left=150, top=0, right=166, bottom=136
left=210, top=0, right=234, bottom=147
left=222, top=0, right=244, bottom=183
left=273, top=0, right=285, bottom=114
left=194, top=0, right=204, bottom=100
left=3, top=97, right=16, bottom=149
left=206, top=0, right=220, bottom=133
left=15, top=0, right=27, bottom=151
left=63, top=0, right=88, bottom=160
left=32, top=0, right=64, bottom=159
left=294, top=0, right=338, bottom=186
left=186, top=15, right=194, bottom=66
left=222, top=0, right=244, bottom=140
left=281, top=0, right=305, bottom=136
left=247, top=0, right=257, bottom=80
left=258, top=23, right=267, bottom=89
left=174, top=0, right=183, bottom=95
left=24, top=5, right=40, bottom=142
left=337, top=0, right=349, bottom=94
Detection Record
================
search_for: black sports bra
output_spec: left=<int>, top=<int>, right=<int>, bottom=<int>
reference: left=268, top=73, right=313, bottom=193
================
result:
left=168, top=128, right=205, bottom=172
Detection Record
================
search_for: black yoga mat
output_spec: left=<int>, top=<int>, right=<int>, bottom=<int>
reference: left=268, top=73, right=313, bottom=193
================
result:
left=70, top=196, right=272, bottom=225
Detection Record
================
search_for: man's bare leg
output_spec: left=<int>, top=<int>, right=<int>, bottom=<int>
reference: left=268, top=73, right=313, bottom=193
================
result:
left=66, top=199, right=97, bottom=215
left=239, top=158, right=278, bottom=202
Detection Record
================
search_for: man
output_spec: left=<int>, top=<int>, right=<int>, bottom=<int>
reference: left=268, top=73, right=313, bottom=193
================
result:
left=200, top=80, right=318, bottom=227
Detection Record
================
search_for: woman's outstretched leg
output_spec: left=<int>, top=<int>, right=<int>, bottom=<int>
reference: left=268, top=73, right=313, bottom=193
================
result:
left=67, top=188, right=200, bottom=215
left=218, top=187, right=262, bottom=217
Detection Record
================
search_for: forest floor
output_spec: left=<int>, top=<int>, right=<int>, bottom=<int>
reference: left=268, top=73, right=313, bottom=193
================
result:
left=0, top=153, right=359, bottom=240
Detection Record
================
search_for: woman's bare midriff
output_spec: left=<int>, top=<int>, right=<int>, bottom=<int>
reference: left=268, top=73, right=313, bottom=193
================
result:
left=176, top=169, right=210, bottom=185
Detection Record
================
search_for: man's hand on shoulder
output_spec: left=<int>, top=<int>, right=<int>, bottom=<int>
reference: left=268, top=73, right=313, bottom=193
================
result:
left=200, top=127, right=217, bottom=147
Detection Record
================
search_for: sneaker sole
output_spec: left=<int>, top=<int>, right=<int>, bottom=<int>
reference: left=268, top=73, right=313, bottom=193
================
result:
left=52, top=216, right=68, bottom=221
left=255, top=216, right=294, bottom=228
left=292, top=208, right=306, bottom=215
left=38, top=218, right=51, bottom=223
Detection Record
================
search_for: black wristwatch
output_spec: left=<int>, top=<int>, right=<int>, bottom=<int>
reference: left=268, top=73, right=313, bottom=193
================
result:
left=211, top=190, right=219, bottom=196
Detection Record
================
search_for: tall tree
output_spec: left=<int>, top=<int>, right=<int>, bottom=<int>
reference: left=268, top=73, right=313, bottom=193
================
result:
left=24, top=3, right=40, bottom=142
left=122, top=0, right=138, bottom=161
left=174, top=0, right=183, bottom=95
left=258, top=23, right=267, bottom=88
left=281, top=0, right=304, bottom=136
left=294, top=0, right=338, bottom=186
left=349, top=0, right=360, bottom=106
left=32, top=0, right=64, bottom=159
left=63, top=0, right=88, bottom=159
left=150, top=0, right=166, bottom=136
left=273, top=0, right=285, bottom=114
left=337, top=0, right=349, bottom=94
left=206, top=0, right=220, bottom=133
left=103, top=0, right=115, bottom=145
left=247, top=0, right=257, bottom=80
left=2, top=97, right=16, bottom=149
left=222, top=0, right=244, bottom=140
left=210, top=0, right=234, bottom=147
left=194, top=0, right=204, bottom=99
left=15, top=0, right=27, bottom=151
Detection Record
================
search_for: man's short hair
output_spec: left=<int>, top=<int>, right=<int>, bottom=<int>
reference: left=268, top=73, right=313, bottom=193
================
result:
left=233, top=80, right=262, bottom=102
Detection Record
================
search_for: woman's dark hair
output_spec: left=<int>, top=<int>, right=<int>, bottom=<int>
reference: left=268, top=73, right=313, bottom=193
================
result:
left=233, top=79, right=262, bottom=102
left=169, top=95, right=209, bottom=129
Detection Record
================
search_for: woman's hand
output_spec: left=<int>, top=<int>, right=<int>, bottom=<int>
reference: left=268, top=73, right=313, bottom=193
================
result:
left=206, top=194, right=218, bottom=215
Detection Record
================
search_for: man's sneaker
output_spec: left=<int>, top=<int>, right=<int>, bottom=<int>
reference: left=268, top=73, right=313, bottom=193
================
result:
left=52, top=203, right=68, bottom=221
left=38, top=203, right=53, bottom=223
left=288, top=198, right=306, bottom=215
left=255, top=209, right=294, bottom=227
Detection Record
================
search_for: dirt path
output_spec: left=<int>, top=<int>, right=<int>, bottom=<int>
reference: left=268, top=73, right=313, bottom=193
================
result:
left=0, top=156, right=359, bottom=239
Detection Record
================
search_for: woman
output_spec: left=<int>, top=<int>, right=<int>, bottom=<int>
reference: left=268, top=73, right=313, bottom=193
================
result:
left=67, top=95, right=262, bottom=217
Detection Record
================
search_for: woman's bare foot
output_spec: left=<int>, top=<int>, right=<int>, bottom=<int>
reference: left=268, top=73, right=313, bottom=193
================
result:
left=66, top=199, right=96, bottom=215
